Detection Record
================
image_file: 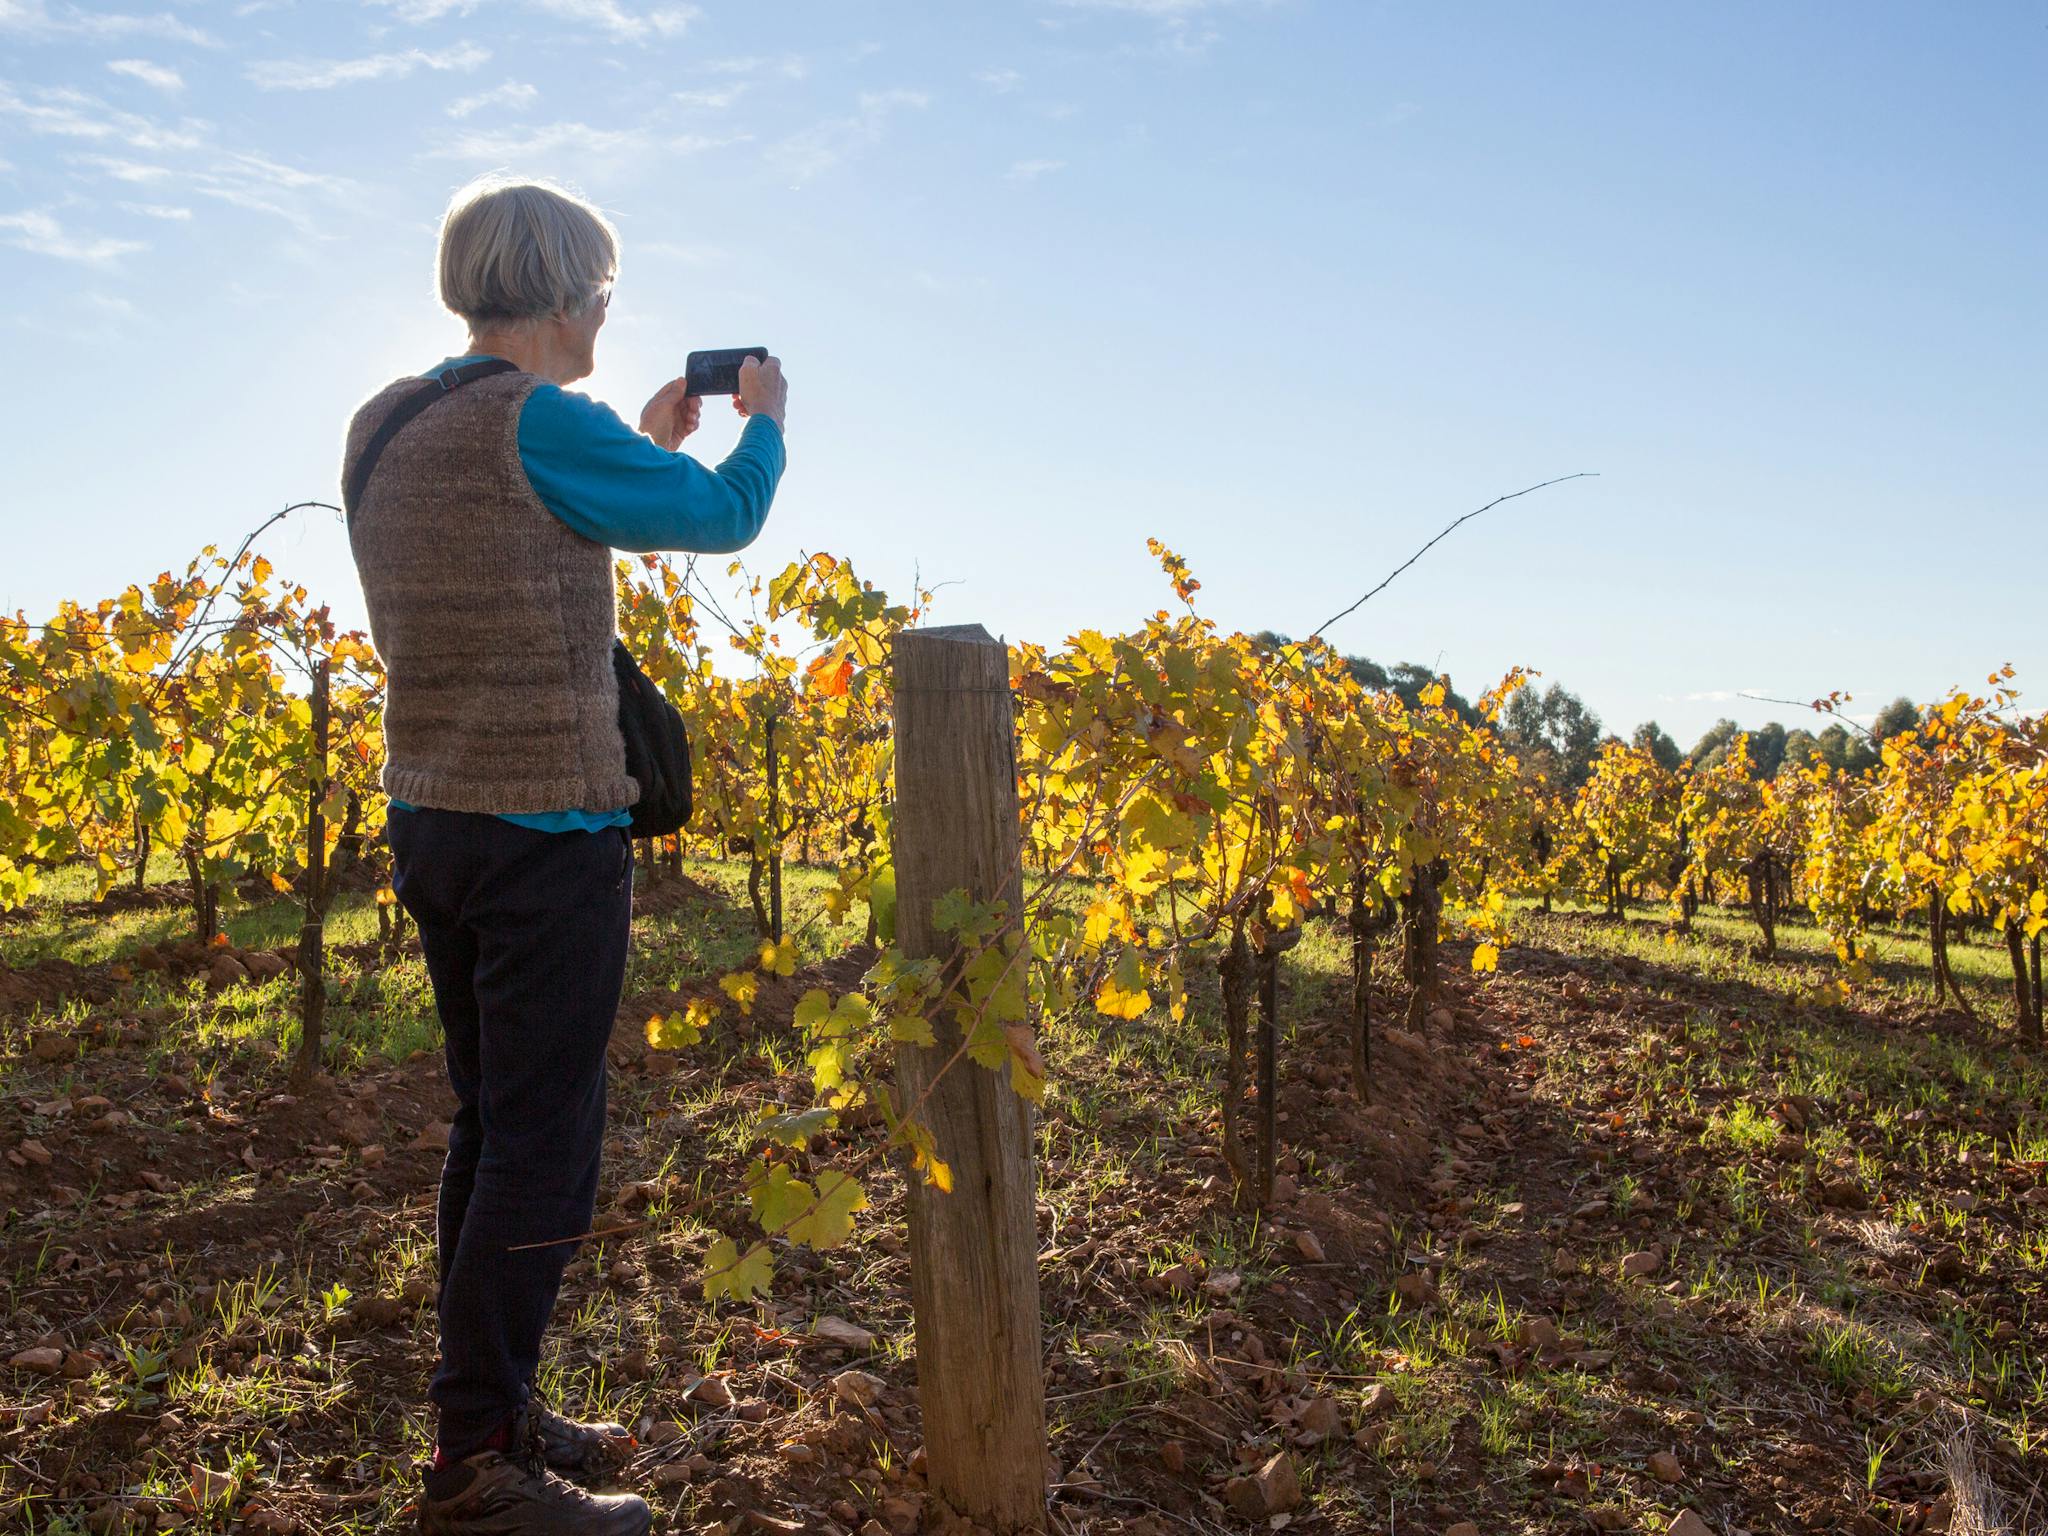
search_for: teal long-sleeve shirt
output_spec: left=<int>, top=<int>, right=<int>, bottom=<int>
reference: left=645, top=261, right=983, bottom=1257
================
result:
left=390, top=353, right=786, bottom=834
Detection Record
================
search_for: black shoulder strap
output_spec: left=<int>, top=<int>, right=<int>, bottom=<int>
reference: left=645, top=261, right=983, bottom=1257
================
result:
left=344, top=358, right=520, bottom=525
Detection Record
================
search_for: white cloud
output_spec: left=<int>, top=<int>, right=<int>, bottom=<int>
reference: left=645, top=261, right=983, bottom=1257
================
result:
left=529, top=0, right=695, bottom=41
left=367, top=0, right=697, bottom=40
left=0, top=81, right=205, bottom=151
left=0, top=208, right=146, bottom=264
left=71, top=9, right=216, bottom=45
left=0, top=2, right=219, bottom=46
left=699, top=54, right=808, bottom=79
left=185, top=153, right=355, bottom=236
left=365, top=0, right=479, bottom=17
left=68, top=152, right=172, bottom=181
left=63, top=141, right=357, bottom=237
left=447, top=80, right=538, bottom=117
left=669, top=131, right=750, bottom=154
left=1007, top=157, right=1065, bottom=180
left=673, top=83, right=746, bottom=109
left=429, top=119, right=649, bottom=160
left=769, top=89, right=928, bottom=185
left=975, top=68, right=1023, bottom=93
left=1053, top=0, right=1248, bottom=13
left=107, top=58, right=183, bottom=92
left=1051, top=0, right=1278, bottom=57
left=248, top=42, right=489, bottom=91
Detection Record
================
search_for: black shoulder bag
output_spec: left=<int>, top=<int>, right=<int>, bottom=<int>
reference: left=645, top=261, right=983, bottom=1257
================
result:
left=346, top=360, right=694, bottom=835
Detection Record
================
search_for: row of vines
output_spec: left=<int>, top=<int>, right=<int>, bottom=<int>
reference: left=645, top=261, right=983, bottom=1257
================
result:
left=3, top=515, right=2044, bottom=1296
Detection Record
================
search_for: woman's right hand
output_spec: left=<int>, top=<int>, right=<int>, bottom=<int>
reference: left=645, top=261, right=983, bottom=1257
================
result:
left=735, top=355, right=788, bottom=429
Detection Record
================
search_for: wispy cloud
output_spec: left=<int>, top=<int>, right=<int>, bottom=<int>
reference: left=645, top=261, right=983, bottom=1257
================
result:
left=447, top=80, right=538, bottom=118
left=669, top=131, right=750, bottom=154
left=1053, top=0, right=1254, bottom=13
left=106, top=58, right=183, bottom=92
left=247, top=42, right=489, bottom=92
left=183, top=152, right=355, bottom=236
left=62, top=141, right=357, bottom=238
left=0, top=207, right=147, bottom=265
left=0, top=2, right=219, bottom=47
left=769, top=89, right=928, bottom=185
left=674, top=83, right=746, bottom=109
left=975, top=68, right=1023, bottom=93
left=364, top=0, right=480, bottom=18
left=528, top=0, right=696, bottom=41
left=1050, top=0, right=1278, bottom=56
left=428, top=119, right=649, bottom=160
left=366, top=0, right=696, bottom=41
left=1007, top=157, right=1066, bottom=180
left=68, top=152, right=172, bottom=181
left=0, top=81, right=205, bottom=152
left=699, top=54, right=808, bottom=79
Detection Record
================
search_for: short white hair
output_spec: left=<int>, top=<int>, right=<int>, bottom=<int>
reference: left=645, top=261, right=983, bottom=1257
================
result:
left=437, top=176, right=618, bottom=326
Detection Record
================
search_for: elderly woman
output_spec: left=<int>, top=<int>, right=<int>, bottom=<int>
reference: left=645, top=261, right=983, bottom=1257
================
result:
left=343, top=177, right=786, bottom=1536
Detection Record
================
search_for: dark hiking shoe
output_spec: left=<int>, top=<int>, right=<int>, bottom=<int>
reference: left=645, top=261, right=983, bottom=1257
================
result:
left=418, top=1442, right=650, bottom=1536
left=529, top=1394, right=635, bottom=1477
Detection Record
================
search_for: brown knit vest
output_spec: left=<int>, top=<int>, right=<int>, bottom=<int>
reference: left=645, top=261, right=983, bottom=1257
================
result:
left=342, top=370, right=637, bottom=815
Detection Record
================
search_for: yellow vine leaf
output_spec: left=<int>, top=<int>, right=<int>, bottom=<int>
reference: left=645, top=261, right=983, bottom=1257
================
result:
left=720, top=970, right=759, bottom=1015
left=702, top=1238, right=774, bottom=1304
left=790, top=1170, right=867, bottom=1249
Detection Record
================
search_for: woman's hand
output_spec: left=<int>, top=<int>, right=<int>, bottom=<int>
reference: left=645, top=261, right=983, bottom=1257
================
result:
left=637, top=377, right=702, bottom=451
left=735, top=354, right=788, bottom=429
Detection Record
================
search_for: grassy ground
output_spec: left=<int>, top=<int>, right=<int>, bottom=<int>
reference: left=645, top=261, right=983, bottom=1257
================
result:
left=1533, top=894, right=2023, bottom=1023
left=1, top=867, right=2043, bottom=1534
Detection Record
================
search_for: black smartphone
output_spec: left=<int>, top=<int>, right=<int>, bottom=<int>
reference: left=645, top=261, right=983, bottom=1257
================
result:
left=684, top=347, right=768, bottom=397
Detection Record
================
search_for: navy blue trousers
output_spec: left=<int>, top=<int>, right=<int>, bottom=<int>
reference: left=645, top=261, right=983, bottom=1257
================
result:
left=387, top=808, right=633, bottom=1456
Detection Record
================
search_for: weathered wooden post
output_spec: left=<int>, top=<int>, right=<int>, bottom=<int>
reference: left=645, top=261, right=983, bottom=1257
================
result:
left=891, top=624, right=1046, bottom=1533
left=292, top=660, right=330, bottom=1088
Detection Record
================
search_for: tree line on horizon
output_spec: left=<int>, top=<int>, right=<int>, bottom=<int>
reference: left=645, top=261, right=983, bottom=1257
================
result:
left=1251, top=631, right=1921, bottom=792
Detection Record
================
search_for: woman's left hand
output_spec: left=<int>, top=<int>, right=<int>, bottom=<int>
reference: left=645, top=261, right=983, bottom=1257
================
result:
left=637, top=377, right=702, bottom=450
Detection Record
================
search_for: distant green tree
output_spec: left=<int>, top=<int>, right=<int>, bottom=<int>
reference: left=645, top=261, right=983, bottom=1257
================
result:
left=1749, top=722, right=1788, bottom=779
left=1779, top=727, right=1820, bottom=771
left=1253, top=633, right=1476, bottom=721
left=1378, top=661, right=1476, bottom=721
left=1870, top=696, right=1919, bottom=743
left=1632, top=721, right=1682, bottom=772
left=1689, top=718, right=1740, bottom=769
left=1344, top=655, right=1391, bottom=690
left=1503, top=682, right=1604, bottom=789
left=1819, top=725, right=1852, bottom=769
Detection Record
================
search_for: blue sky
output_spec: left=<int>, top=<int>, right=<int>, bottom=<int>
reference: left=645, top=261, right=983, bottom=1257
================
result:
left=2, top=0, right=2041, bottom=747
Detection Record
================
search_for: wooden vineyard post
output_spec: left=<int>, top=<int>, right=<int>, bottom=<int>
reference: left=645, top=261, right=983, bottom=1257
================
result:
left=766, top=710, right=783, bottom=943
left=1349, top=870, right=1371, bottom=1100
left=890, top=624, right=1047, bottom=1533
left=293, top=659, right=361, bottom=1086
left=293, top=661, right=330, bottom=1088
